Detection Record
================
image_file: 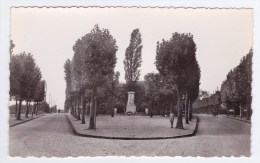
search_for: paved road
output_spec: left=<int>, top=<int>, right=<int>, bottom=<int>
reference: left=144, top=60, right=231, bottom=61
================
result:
left=196, top=114, right=250, bottom=135
left=9, top=113, right=251, bottom=157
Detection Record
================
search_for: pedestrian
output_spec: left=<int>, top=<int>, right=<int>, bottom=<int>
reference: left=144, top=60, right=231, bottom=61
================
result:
left=170, top=111, right=174, bottom=128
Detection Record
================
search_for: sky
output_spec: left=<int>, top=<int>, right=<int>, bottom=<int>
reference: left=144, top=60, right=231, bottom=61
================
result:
left=11, top=7, right=253, bottom=109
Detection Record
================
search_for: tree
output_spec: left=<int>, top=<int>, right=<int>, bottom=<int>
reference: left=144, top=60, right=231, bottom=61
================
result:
left=106, top=71, right=120, bottom=117
left=155, top=32, right=199, bottom=129
left=124, top=28, right=143, bottom=83
left=33, top=80, right=46, bottom=115
left=9, top=40, right=18, bottom=116
left=184, top=59, right=200, bottom=122
left=80, top=25, right=118, bottom=129
left=11, top=52, right=43, bottom=120
left=199, top=90, right=211, bottom=99
left=10, top=40, right=15, bottom=56
left=220, top=48, right=252, bottom=119
left=64, top=59, right=73, bottom=115
left=9, top=55, right=22, bottom=117
left=244, top=49, right=252, bottom=120
left=24, top=59, right=42, bottom=118
left=71, top=58, right=82, bottom=121
left=144, top=73, right=162, bottom=117
left=71, top=38, right=88, bottom=121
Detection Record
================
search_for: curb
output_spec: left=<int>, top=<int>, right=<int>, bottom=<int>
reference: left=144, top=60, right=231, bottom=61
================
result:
left=223, top=116, right=251, bottom=124
left=65, top=114, right=199, bottom=140
left=10, top=115, right=45, bottom=127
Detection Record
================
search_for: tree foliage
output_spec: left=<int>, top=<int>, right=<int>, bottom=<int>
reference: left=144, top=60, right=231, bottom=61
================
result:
left=124, top=29, right=143, bottom=82
left=34, top=80, right=46, bottom=102
left=144, top=73, right=161, bottom=102
left=9, top=52, right=45, bottom=119
left=10, top=55, right=22, bottom=99
left=64, top=25, right=118, bottom=129
left=155, top=32, right=200, bottom=128
left=220, top=48, right=252, bottom=119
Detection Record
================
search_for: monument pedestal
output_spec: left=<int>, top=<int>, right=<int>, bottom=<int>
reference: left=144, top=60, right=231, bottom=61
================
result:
left=126, top=92, right=136, bottom=114
left=126, top=105, right=136, bottom=114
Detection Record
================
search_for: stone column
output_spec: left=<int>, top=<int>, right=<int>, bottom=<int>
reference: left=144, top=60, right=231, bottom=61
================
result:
left=145, top=108, right=149, bottom=114
left=114, top=108, right=117, bottom=114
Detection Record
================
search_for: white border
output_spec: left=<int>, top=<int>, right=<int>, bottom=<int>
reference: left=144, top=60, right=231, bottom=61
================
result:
left=1, top=0, right=259, bottom=163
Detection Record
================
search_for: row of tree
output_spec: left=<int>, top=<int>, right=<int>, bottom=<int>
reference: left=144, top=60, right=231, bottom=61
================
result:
left=64, top=25, right=201, bottom=130
left=64, top=25, right=118, bottom=129
left=220, top=49, right=252, bottom=119
left=9, top=40, right=46, bottom=120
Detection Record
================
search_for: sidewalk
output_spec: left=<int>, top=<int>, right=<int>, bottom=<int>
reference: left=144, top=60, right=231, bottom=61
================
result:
left=9, top=113, right=45, bottom=127
left=224, top=115, right=251, bottom=124
left=66, top=113, right=199, bottom=140
left=216, top=114, right=251, bottom=124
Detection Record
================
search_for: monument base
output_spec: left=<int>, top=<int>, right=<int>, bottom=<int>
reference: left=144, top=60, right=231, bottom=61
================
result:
left=126, top=105, right=136, bottom=114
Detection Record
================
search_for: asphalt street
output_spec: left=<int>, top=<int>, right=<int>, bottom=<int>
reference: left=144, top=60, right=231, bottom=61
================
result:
left=9, top=113, right=251, bottom=157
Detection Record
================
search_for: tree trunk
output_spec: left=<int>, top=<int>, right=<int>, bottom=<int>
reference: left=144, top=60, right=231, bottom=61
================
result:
left=149, top=100, right=153, bottom=117
left=94, top=96, right=97, bottom=130
left=176, top=90, right=184, bottom=129
left=89, top=88, right=96, bottom=129
left=36, top=102, right=38, bottom=115
left=81, top=94, right=86, bottom=124
left=72, top=100, right=75, bottom=117
left=16, top=98, right=22, bottom=120
left=233, top=105, right=236, bottom=117
left=70, top=100, right=73, bottom=115
left=188, top=98, right=193, bottom=121
left=31, top=102, right=35, bottom=117
left=28, top=102, right=32, bottom=117
left=75, top=100, right=77, bottom=118
left=111, top=96, right=114, bottom=117
left=15, top=98, right=18, bottom=117
left=240, top=105, right=243, bottom=118
left=31, top=102, right=34, bottom=117
left=111, top=82, right=115, bottom=117
left=71, top=100, right=74, bottom=116
left=25, top=100, right=29, bottom=118
left=74, top=100, right=77, bottom=118
left=246, top=105, right=250, bottom=120
left=34, top=102, right=38, bottom=115
left=36, top=102, right=39, bottom=115
left=158, top=102, right=161, bottom=116
left=185, top=92, right=189, bottom=124
left=86, top=102, right=90, bottom=116
left=77, top=97, right=81, bottom=120
left=34, top=102, right=37, bottom=114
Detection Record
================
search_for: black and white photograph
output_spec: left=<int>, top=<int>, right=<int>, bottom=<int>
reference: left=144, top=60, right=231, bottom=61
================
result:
left=0, top=1, right=260, bottom=162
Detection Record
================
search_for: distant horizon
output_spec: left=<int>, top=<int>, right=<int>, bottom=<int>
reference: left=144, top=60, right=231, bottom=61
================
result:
left=11, top=8, right=253, bottom=109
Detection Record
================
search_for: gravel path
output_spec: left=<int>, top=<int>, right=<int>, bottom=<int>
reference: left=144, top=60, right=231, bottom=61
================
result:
left=67, top=114, right=196, bottom=138
left=9, top=113, right=251, bottom=157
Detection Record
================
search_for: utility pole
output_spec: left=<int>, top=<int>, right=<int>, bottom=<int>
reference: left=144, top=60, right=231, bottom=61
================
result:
left=51, top=96, right=52, bottom=113
left=49, top=93, right=51, bottom=113
left=44, top=83, right=47, bottom=102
